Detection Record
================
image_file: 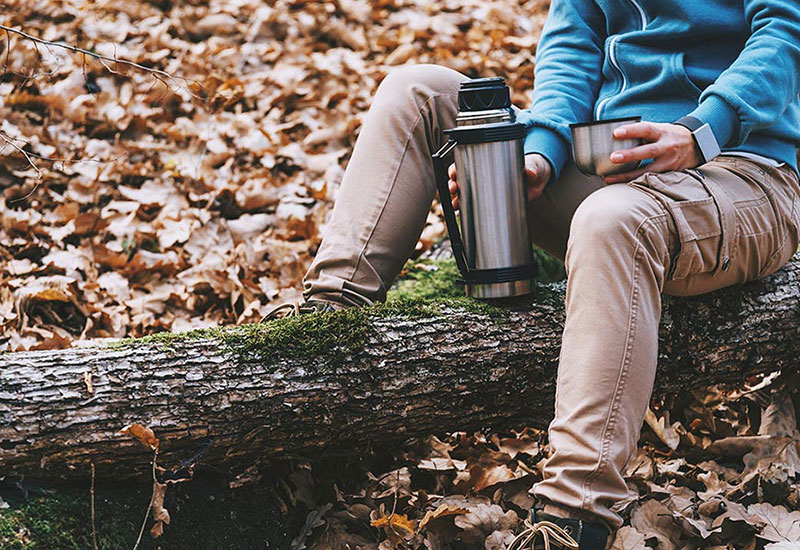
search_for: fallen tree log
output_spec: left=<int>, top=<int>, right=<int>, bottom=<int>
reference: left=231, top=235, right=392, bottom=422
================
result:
left=2, top=256, right=799, bottom=482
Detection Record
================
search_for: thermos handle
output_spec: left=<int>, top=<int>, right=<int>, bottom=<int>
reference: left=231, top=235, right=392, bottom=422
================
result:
left=432, top=139, right=470, bottom=277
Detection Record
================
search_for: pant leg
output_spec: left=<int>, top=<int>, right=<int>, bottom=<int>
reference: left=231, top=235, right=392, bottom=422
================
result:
left=534, top=156, right=800, bottom=530
left=303, top=64, right=468, bottom=307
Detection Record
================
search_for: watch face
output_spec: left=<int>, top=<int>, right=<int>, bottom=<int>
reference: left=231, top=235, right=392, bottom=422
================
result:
left=694, top=123, right=721, bottom=162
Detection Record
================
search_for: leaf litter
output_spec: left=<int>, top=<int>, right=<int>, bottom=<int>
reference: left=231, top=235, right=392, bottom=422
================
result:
left=2, top=0, right=549, bottom=351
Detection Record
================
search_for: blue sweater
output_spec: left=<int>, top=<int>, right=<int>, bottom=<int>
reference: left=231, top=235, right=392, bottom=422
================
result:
left=516, top=0, right=800, bottom=180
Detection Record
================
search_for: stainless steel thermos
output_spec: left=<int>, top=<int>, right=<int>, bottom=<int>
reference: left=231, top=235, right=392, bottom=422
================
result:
left=432, top=77, right=537, bottom=299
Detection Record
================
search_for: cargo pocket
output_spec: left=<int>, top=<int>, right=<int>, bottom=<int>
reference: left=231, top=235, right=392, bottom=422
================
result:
left=629, top=169, right=734, bottom=281
left=716, top=157, right=797, bottom=280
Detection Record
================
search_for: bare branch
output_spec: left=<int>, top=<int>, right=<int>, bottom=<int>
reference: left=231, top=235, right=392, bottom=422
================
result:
left=0, top=24, right=213, bottom=101
left=0, top=131, right=42, bottom=177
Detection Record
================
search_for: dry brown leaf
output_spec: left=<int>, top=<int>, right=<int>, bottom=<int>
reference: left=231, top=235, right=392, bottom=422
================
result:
left=453, top=503, right=517, bottom=541
left=492, top=433, right=540, bottom=459
left=611, top=526, right=648, bottom=550
left=645, top=408, right=681, bottom=451
left=370, top=512, right=416, bottom=534
left=418, top=502, right=469, bottom=532
left=748, top=503, right=800, bottom=543
left=120, top=423, right=159, bottom=450
left=484, top=529, right=516, bottom=550
left=472, top=463, right=517, bottom=492
left=630, top=500, right=681, bottom=550
left=759, top=390, right=797, bottom=437
left=150, top=479, right=170, bottom=539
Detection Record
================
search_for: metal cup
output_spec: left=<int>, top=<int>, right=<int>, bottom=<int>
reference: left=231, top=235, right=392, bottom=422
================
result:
left=570, top=116, right=643, bottom=176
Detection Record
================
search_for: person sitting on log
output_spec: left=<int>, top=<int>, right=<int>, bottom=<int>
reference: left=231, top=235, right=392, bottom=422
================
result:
left=267, top=0, right=800, bottom=548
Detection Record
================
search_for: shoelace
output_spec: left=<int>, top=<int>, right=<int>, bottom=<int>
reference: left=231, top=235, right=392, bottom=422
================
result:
left=260, top=289, right=375, bottom=322
left=507, top=519, right=580, bottom=550
left=259, top=302, right=321, bottom=322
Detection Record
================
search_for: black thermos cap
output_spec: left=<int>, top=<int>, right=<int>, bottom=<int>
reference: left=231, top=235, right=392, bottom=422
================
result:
left=458, top=77, right=511, bottom=112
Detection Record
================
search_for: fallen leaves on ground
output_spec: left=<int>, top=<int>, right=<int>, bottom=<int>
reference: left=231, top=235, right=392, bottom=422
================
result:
left=0, top=0, right=548, bottom=351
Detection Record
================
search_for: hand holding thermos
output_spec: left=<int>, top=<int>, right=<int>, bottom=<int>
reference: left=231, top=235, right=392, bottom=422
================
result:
left=431, top=77, right=540, bottom=299
left=447, top=153, right=552, bottom=211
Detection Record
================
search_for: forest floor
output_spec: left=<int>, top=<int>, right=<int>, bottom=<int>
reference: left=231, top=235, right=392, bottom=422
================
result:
left=1, top=0, right=799, bottom=549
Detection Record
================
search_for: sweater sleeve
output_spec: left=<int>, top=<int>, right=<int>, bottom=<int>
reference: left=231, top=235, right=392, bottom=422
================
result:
left=515, top=0, right=606, bottom=182
left=687, top=0, right=800, bottom=147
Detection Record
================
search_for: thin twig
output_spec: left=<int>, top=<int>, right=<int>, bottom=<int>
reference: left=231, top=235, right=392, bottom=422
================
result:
left=1, top=29, right=61, bottom=82
left=132, top=448, right=158, bottom=550
left=91, top=462, right=99, bottom=550
left=0, top=24, right=211, bottom=100
left=0, top=132, right=129, bottom=165
left=0, top=132, right=41, bottom=177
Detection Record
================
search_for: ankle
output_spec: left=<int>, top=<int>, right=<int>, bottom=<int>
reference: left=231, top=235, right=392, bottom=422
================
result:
left=542, top=504, right=604, bottom=527
left=534, top=506, right=611, bottom=550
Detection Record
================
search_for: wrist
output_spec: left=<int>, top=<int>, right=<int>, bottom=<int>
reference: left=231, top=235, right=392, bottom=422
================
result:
left=673, top=116, right=721, bottom=163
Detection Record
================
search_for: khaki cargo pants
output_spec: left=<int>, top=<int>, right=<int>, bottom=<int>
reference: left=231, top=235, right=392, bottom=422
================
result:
left=303, top=64, right=800, bottom=529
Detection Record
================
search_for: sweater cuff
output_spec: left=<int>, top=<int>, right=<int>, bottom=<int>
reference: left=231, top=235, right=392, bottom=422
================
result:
left=687, top=95, right=740, bottom=148
left=523, top=126, right=569, bottom=183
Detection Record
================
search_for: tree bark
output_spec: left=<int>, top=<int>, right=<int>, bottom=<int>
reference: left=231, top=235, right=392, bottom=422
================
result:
left=2, top=256, right=799, bottom=482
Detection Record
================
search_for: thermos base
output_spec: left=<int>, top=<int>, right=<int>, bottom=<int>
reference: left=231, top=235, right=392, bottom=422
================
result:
left=465, top=279, right=534, bottom=299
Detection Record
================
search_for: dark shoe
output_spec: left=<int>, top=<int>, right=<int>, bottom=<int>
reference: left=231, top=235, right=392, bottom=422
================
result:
left=260, top=300, right=335, bottom=321
left=508, top=512, right=608, bottom=550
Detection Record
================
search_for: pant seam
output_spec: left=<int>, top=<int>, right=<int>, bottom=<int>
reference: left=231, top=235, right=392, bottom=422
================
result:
left=758, top=171, right=792, bottom=275
left=579, top=214, right=659, bottom=512
left=347, top=91, right=458, bottom=287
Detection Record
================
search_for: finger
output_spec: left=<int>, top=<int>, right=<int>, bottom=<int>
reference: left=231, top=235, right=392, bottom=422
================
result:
left=448, top=179, right=458, bottom=196
left=451, top=196, right=459, bottom=211
left=524, top=165, right=541, bottom=187
left=603, top=159, right=670, bottom=184
left=525, top=170, right=548, bottom=202
left=610, top=142, right=663, bottom=164
left=613, top=122, right=660, bottom=141
left=448, top=163, right=456, bottom=180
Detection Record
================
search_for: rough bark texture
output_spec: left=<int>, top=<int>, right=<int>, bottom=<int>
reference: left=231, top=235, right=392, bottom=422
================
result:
left=2, top=256, right=799, bottom=482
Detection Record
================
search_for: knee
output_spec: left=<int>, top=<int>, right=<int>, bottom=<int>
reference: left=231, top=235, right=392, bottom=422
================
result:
left=374, top=64, right=462, bottom=112
left=567, top=185, right=665, bottom=262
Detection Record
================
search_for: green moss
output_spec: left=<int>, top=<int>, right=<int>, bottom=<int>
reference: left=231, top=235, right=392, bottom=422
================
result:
left=106, top=254, right=563, bottom=365
left=387, top=252, right=565, bottom=304
left=217, top=306, right=374, bottom=364
left=0, top=490, right=136, bottom=550
left=109, top=326, right=226, bottom=350
left=216, top=296, right=500, bottom=367
left=0, top=482, right=292, bottom=550
left=388, top=258, right=463, bottom=301
left=530, top=247, right=567, bottom=283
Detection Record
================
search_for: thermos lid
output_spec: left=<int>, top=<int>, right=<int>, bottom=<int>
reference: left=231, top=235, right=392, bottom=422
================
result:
left=444, top=121, right=526, bottom=144
left=458, top=77, right=511, bottom=112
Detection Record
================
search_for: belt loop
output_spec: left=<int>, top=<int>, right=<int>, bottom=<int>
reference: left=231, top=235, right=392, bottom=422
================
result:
left=696, top=171, right=736, bottom=274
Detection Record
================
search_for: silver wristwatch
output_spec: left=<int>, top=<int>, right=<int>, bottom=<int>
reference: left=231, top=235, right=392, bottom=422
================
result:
left=674, top=116, right=721, bottom=163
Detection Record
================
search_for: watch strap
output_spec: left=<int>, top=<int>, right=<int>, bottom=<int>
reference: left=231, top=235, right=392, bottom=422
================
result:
left=674, top=116, right=704, bottom=132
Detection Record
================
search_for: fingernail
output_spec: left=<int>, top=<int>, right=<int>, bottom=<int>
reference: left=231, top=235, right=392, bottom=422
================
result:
left=610, top=153, right=623, bottom=162
left=614, top=129, right=625, bottom=137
